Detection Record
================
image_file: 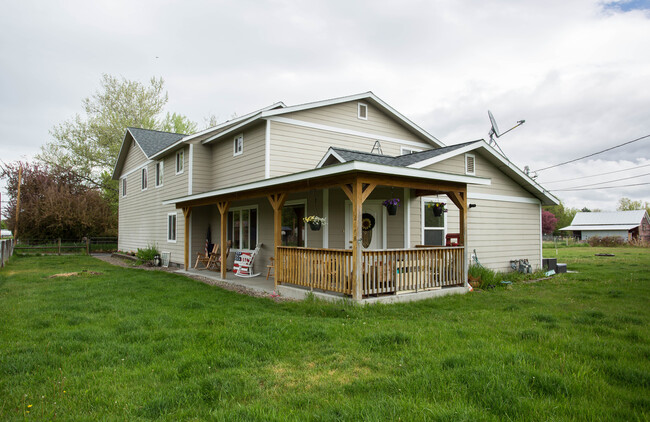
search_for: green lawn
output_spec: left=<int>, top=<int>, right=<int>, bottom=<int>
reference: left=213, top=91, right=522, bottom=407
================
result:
left=1, top=248, right=649, bottom=421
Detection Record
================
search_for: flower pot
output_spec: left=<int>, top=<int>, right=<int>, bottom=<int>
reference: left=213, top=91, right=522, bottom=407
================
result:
left=385, top=203, right=398, bottom=216
left=308, top=221, right=322, bottom=231
left=433, top=205, right=443, bottom=217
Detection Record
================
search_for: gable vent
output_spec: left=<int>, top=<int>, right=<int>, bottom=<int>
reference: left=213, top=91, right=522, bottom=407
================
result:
left=465, top=153, right=476, bottom=175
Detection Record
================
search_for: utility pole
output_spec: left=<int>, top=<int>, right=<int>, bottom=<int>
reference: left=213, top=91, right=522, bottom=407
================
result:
left=15, top=165, right=22, bottom=241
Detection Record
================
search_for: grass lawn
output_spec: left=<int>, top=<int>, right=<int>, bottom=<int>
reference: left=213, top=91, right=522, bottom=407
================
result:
left=1, top=248, right=649, bottom=421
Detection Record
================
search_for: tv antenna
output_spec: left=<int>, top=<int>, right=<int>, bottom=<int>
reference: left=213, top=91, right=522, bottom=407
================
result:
left=487, top=110, right=525, bottom=157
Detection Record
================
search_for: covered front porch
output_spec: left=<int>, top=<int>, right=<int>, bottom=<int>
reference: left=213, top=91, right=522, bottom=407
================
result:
left=165, top=161, right=489, bottom=301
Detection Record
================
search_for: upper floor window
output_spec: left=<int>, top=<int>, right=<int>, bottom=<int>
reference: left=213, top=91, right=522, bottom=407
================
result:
left=155, top=161, right=164, bottom=187
left=358, top=103, right=368, bottom=120
left=141, top=167, right=148, bottom=190
left=465, top=153, right=476, bottom=176
left=176, top=150, right=184, bottom=174
left=122, top=178, right=127, bottom=197
left=233, top=134, right=243, bottom=156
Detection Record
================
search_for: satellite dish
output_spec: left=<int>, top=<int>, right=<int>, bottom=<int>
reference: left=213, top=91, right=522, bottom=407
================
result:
left=488, top=110, right=500, bottom=137
left=486, top=110, right=526, bottom=157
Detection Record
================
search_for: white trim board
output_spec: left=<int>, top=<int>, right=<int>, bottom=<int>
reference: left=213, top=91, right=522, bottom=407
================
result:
left=120, top=159, right=154, bottom=179
left=265, top=120, right=271, bottom=179
left=468, top=192, right=541, bottom=205
left=162, top=161, right=491, bottom=206
left=267, top=116, right=432, bottom=150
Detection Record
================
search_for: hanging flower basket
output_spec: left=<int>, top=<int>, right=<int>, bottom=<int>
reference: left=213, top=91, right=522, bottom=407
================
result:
left=304, top=215, right=326, bottom=231
left=382, top=198, right=400, bottom=216
left=428, top=202, right=447, bottom=217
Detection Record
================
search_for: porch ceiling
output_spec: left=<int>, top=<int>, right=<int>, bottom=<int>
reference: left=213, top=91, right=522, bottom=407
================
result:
left=163, top=161, right=490, bottom=209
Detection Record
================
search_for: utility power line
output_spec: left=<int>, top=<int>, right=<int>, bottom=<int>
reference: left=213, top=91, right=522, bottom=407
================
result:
left=534, top=134, right=650, bottom=172
left=553, top=182, right=650, bottom=191
left=551, top=171, right=650, bottom=190
left=542, top=163, right=650, bottom=184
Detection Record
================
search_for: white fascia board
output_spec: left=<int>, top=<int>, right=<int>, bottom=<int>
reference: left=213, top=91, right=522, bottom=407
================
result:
left=162, top=161, right=490, bottom=206
left=410, top=140, right=559, bottom=206
left=261, top=91, right=445, bottom=148
left=182, top=101, right=286, bottom=143
left=201, top=115, right=261, bottom=145
left=150, top=137, right=190, bottom=161
left=316, top=148, right=346, bottom=168
left=112, top=129, right=150, bottom=179
left=468, top=192, right=541, bottom=205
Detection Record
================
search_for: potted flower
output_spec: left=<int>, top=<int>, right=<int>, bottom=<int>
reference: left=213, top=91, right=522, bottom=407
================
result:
left=303, top=215, right=326, bottom=231
left=382, top=198, right=400, bottom=216
left=428, top=202, right=447, bottom=217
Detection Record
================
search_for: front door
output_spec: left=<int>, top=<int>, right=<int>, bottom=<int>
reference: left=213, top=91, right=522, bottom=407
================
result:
left=345, top=201, right=383, bottom=250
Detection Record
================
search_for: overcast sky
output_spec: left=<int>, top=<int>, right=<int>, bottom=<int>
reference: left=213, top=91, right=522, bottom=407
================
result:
left=1, top=0, right=649, bottom=214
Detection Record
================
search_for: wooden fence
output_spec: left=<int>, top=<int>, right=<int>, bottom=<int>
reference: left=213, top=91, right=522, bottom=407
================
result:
left=276, top=246, right=465, bottom=297
left=1, top=238, right=14, bottom=267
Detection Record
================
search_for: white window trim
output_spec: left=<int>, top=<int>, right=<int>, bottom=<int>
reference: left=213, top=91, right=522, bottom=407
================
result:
left=122, top=178, right=127, bottom=197
left=167, top=212, right=177, bottom=243
left=465, top=153, right=476, bottom=176
left=141, top=167, right=148, bottom=191
left=229, top=205, right=259, bottom=250
left=155, top=160, right=164, bottom=187
left=358, top=103, right=368, bottom=120
left=421, top=197, right=447, bottom=246
left=175, top=150, right=184, bottom=175
left=401, top=146, right=422, bottom=155
left=233, top=133, right=244, bottom=157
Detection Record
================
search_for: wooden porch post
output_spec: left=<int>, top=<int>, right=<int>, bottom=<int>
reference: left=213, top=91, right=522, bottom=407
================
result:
left=267, top=193, right=287, bottom=288
left=448, top=188, right=468, bottom=287
left=217, top=201, right=230, bottom=280
left=341, top=178, right=376, bottom=300
left=182, top=207, right=192, bottom=270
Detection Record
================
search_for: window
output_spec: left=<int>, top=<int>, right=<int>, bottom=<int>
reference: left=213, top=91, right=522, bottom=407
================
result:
left=281, top=204, right=306, bottom=247
left=141, top=167, right=148, bottom=190
left=401, top=147, right=422, bottom=155
left=422, top=199, right=446, bottom=246
left=227, top=207, right=258, bottom=249
left=122, top=178, right=127, bottom=197
left=167, top=213, right=177, bottom=242
left=155, top=161, right=164, bottom=187
left=358, top=103, right=368, bottom=120
left=176, top=150, right=184, bottom=174
left=465, top=153, right=476, bottom=176
left=233, top=134, right=243, bottom=156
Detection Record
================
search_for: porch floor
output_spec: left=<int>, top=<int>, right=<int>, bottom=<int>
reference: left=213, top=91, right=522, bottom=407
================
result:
left=178, top=268, right=276, bottom=294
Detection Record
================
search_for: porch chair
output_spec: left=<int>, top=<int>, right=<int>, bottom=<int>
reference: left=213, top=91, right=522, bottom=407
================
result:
left=207, top=240, right=231, bottom=272
left=195, top=243, right=219, bottom=269
left=266, top=257, right=274, bottom=280
left=234, top=244, right=262, bottom=278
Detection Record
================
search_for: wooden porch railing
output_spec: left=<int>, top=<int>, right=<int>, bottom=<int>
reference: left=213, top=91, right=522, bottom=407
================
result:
left=276, top=246, right=465, bottom=297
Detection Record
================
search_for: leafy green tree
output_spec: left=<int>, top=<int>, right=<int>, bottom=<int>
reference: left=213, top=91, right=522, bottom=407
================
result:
left=617, top=197, right=649, bottom=213
left=544, top=202, right=579, bottom=236
left=38, top=74, right=197, bottom=209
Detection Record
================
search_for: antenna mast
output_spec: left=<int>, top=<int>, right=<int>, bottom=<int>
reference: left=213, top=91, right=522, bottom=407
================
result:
left=487, top=110, right=525, bottom=157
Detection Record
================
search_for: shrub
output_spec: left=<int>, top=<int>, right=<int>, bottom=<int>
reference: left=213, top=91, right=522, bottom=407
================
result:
left=136, top=244, right=159, bottom=262
left=587, top=236, right=625, bottom=247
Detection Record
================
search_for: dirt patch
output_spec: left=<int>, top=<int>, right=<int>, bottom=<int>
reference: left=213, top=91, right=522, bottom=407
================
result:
left=49, top=270, right=103, bottom=278
left=92, top=254, right=294, bottom=302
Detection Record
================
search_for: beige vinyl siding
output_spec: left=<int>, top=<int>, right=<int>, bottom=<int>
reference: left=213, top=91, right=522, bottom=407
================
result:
left=118, top=147, right=190, bottom=266
left=123, top=141, right=148, bottom=174
left=270, top=121, right=410, bottom=177
left=211, top=123, right=266, bottom=190
left=327, top=188, right=347, bottom=249
left=280, top=101, right=425, bottom=143
left=191, top=143, right=213, bottom=194
left=425, top=152, right=531, bottom=197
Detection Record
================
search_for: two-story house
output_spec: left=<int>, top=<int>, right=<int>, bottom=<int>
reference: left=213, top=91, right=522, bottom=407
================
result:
left=112, top=92, right=558, bottom=301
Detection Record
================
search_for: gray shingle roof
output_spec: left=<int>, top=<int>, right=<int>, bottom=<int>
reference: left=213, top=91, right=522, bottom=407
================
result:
left=127, top=127, right=186, bottom=158
left=329, top=141, right=479, bottom=168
